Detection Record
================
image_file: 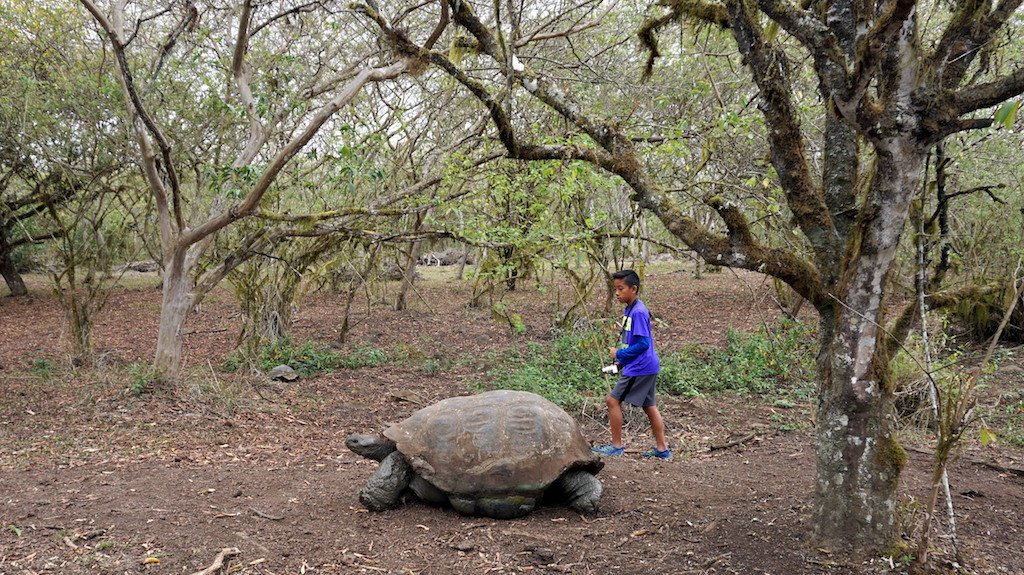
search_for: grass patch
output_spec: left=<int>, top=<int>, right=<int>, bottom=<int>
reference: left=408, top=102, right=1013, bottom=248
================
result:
left=991, top=389, right=1024, bottom=448
left=26, top=351, right=60, bottom=380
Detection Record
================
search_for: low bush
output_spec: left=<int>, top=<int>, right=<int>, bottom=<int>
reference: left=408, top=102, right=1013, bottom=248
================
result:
left=474, top=319, right=817, bottom=410
left=221, top=338, right=343, bottom=375
left=658, top=318, right=817, bottom=398
left=221, top=338, right=442, bottom=376
left=471, top=325, right=612, bottom=410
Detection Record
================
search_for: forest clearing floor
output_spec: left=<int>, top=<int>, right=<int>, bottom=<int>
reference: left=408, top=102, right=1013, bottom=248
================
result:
left=1, top=264, right=1022, bottom=575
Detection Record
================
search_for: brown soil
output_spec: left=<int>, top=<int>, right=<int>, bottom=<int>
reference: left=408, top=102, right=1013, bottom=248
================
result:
left=1, top=266, right=1022, bottom=575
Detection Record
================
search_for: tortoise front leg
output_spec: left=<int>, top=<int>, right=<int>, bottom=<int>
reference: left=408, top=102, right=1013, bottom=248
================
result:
left=556, top=470, right=604, bottom=514
left=359, top=451, right=413, bottom=511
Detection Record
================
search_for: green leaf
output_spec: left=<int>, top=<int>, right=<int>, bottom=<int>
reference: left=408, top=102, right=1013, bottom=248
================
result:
left=994, top=101, right=1020, bottom=129
left=979, top=427, right=997, bottom=447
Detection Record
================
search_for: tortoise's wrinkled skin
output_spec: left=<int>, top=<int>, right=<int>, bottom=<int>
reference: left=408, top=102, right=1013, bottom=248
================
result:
left=346, top=390, right=604, bottom=519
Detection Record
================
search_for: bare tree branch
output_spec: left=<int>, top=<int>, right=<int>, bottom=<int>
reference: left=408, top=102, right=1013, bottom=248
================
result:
left=248, top=1, right=327, bottom=38
left=848, top=0, right=917, bottom=107
left=514, top=0, right=619, bottom=47
left=184, top=58, right=412, bottom=245
left=149, top=2, right=198, bottom=85
left=638, top=0, right=730, bottom=78
left=80, top=0, right=184, bottom=236
left=723, top=0, right=840, bottom=264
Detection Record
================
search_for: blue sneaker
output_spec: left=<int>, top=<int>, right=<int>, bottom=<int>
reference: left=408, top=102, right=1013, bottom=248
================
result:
left=591, top=443, right=625, bottom=456
left=642, top=447, right=672, bottom=460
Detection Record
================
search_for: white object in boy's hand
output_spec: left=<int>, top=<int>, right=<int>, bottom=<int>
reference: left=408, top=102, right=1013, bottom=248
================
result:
left=601, top=364, right=618, bottom=375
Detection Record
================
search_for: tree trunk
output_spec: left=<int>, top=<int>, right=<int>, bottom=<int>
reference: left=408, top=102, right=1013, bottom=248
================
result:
left=154, top=249, right=195, bottom=381
left=0, top=233, right=28, bottom=297
left=456, top=244, right=471, bottom=280
left=813, top=309, right=906, bottom=550
left=396, top=211, right=427, bottom=312
left=810, top=141, right=923, bottom=551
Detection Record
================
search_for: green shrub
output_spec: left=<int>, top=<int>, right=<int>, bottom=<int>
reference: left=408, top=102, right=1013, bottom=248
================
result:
left=27, top=352, right=58, bottom=380
left=474, top=319, right=817, bottom=410
left=659, top=318, right=817, bottom=398
left=997, top=394, right=1024, bottom=447
left=220, top=337, right=445, bottom=376
left=471, top=325, right=612, bottom=410
left=125, top=363, right=157, bottom=396
left=340, top=345, right=390, bottom=369
left=221, top=337, right=342, bottom=376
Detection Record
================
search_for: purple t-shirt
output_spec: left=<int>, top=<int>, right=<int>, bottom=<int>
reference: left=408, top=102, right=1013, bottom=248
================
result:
left=618, top=299, right=659, bottom=376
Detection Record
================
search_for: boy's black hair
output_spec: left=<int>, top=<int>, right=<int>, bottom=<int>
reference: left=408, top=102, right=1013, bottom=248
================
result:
left=612, top=269, right=641, bottom=289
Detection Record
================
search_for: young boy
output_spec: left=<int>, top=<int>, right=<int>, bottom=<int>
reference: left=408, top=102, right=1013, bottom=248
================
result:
left=592, top=270, right=671, bottom=459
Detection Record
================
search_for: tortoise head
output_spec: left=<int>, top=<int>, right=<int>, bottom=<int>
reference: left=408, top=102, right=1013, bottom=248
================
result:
left=345, top=433, right=397, bottom=462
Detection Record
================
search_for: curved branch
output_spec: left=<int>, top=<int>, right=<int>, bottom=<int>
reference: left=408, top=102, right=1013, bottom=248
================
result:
left=183, top=58, right=411, bottom=246
left=423, top=0, right=449, bottom=50
left=884, top=283, right=994, bottom=358
left=638, top=0, right=730, bottom=78
left=725, top=0, right=840, bottom=262
left=935, top=117, right=995, bottom=140
left=755, top=0, right=840, bottom=65
left=149, top=2, right=197, bottom=85
left=231, top=0, right=273, bottom=168
left=515, top=0, right=620, bottom=48
left=707, top=195, right=757, bottom=248
left=702, top=195, right=821, bottom=298
left=953, top=67, right=1024, bottom=116
left=248, top=1, right=327, bottom=38
left=410, top=0, right=819, bottom=298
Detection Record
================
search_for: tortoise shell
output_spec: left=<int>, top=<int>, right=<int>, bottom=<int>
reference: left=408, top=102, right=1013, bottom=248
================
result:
left=383, top=390, right=602, bottom=499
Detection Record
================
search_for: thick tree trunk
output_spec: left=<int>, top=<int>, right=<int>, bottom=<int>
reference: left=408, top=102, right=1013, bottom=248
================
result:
left=154, top=249, right=195, bottom=381
left=813, top=310, right=906, bottom=550
left=0, top=234, right=28, bottom=297
left=810, top=141, right=923, bottom=551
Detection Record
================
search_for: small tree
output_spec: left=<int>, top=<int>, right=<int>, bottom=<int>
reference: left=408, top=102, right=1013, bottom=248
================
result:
left=79, top=0, right=438, bottom=381
left=49, top=182, right=140, bottom=365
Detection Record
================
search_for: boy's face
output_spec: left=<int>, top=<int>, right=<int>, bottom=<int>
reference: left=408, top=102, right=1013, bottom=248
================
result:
left=613, top=278, right=638, bottom=305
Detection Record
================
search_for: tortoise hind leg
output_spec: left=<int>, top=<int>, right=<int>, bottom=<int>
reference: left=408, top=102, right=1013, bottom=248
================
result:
left=556, top=470, right=604, bottom=514
left=359, top=451, right=413, bottom=511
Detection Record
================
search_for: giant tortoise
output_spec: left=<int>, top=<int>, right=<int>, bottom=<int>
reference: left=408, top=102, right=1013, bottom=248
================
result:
left=346, top=390, right=604, bottom=519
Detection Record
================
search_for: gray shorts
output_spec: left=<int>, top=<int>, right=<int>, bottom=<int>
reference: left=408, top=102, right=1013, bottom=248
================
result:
left=610, top=373, right=658, bottom=407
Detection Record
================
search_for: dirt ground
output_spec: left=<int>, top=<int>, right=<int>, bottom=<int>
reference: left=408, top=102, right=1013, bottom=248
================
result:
left=1, top=265, right=1022, bottom=575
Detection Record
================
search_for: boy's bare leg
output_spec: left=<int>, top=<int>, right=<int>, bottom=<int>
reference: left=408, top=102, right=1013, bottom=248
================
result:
left=643, top=405, right=668, bottom=451
left=607, top=396, right=624, bottom=447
